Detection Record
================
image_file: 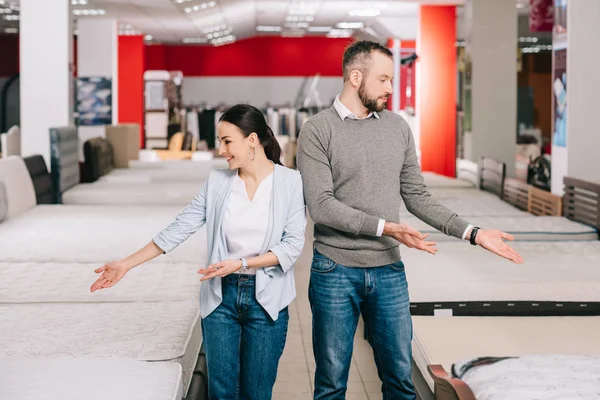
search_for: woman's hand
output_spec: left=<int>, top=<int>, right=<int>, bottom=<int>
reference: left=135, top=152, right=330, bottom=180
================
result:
left=90, top=260, right=130, bottom=292
left=198, top=259, right=242, bottom=281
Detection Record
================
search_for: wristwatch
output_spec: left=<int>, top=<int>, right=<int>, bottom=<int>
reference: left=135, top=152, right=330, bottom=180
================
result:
left=239, top=258, right=249, bottom=273
left=469, top=227, right=480, bottom=246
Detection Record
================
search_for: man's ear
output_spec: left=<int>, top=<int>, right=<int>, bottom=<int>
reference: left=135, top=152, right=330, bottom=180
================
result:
left=349, top=69, right=363, bottom=87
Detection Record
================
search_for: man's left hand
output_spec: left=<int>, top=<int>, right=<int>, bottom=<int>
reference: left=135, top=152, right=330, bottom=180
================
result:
left=475, top=229, right=524, bottom=264
left=198, top=259, right=242, bottom=281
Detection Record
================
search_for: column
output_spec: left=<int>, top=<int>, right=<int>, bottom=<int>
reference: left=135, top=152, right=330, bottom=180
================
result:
left=465, top=0, right=518, bottom=177
left=417, top=5, right=457, bottom=177
left=552, top=0, right=600, bottom=194
left=118, top=35, right=146, bottom=148
left=20, top=0, right=73, bottom=167
left=76, top=19, right=118, bottom=159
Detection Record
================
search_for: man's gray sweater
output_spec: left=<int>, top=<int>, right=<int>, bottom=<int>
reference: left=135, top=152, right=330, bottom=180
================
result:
left=296, top=106, right=470, bottom=268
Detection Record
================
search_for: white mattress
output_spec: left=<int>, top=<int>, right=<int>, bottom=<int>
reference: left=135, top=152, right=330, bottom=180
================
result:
left=453, top=354, right=600, bottom=400
left=422, top=172, right=475, bottom=189
left=0, top=205, right=207, bottom=263
left=0, top=358, right=183, bottom=400
left=401, top=193, right=527, bottom=218
left=62, top=181, right=202, bottom=206
left=0, top=262, right=201, bottom=303
left=403, top=241, right=600, bottom=304
left=403, top=214, right=598, bottom=242
left=98, top=166, right=211, bottom=184
left=0, top=300, right=202, bottom=394
left=130, top=158, right=229, bottom=170
left=411, top=316, right=600, bottom=392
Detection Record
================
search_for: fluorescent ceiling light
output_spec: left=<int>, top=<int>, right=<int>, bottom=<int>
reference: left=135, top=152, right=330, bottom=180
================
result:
left=257, top=26, right=282, bottom=32
left=211, top=35, right=236, bottom=46
left=4, top=27, right=17, bottom=33
left=175, top=0, right=192, bottom=3
left=72, top=9, right=106, bottom=16
left=285, top=22, right=309, bottom=29
left=183, top=37, right=208, bottom=43
left=184, top=1, right=216, bottom=13
left=71, top=0, right=88, bottom=4
left=145, top=34, right=153, bottom=41
left=0, top=8, right=12, bottom=13
left=349, top=9, right=380, bottom=17
left=2, top=14, right=18, bottom=20
left=308, top=26, right=331, bottom=32
left=336, top=22, right=364, bottom=29
left=286, top=15, right=313, bottom=22
left=327, top=29, right=353, bottom=38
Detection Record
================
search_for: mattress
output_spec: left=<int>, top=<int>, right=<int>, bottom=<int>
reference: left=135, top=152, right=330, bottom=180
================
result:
left=402, top=214, right=599, bottom=242
left=0, top=358, right=183, bottom=400
left=98, top=166, right=211, bottom=184
left=0, top=205, right=207, bottom=263
left=62, top=181, right=202, bottom=206
left=400, top=193, right=527, bottom=218
left=0, top=262, right=201, bottom=303
left=402, top=241, right=600, bottom=315
left=452, top=354, right=600, bottom=400
left=422, top=172, right=475, bottom=189
left=0, top=300, right=202, bottom=395
left=411, top=316, right=600, bottom=392
left=130, top=158, right=229, bottom=170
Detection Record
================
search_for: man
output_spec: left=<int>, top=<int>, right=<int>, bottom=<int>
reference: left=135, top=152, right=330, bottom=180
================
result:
left=296, top=40, right=523, bottom=400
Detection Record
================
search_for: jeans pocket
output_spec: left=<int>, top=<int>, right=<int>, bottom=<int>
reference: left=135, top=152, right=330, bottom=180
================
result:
left=311, top=254, right=337, bottom=274
left=389, top=260, right=406, bottom=272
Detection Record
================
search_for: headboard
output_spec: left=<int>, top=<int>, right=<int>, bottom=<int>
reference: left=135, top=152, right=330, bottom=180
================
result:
left=23, top=155, right=54, bottom=204
left=503, top=178, right=530, bottom=211
left=563, top=177, right=600, bottom=230
left=479, top=157, right=506, bottom=198
left=0, top=156, right=37, bottom=219
left=0, top=181, right=7, bottom=222
left=50, top=126, right=80, bottom=204
left=0, top=125, right=21, bottom=158
left=83, top=137, right=114, bottom=182
left=528, top=186, right=562, bottom=216
left=456, top=158, right=479, bottom=187
left=105, top=124, right=140, bottom=168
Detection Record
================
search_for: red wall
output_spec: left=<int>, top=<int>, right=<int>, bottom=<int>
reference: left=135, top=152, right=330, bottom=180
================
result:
left=145, top=36, right=352, bottom=76
left=118, top=35, right=145, bottom=147
left=418, top=5, right=457, bottom=177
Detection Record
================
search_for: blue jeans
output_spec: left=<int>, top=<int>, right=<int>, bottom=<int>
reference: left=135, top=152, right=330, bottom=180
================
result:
left=309, top=249, right=415, bottom=400
left=201, top=274, right=289, bottom=400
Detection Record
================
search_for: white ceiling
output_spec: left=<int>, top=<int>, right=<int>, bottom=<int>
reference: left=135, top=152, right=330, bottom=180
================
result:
left=1, top=0, right=534, bottom=45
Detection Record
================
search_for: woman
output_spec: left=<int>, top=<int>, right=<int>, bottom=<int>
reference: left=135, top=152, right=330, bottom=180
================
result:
left=89, top=104, right=306, bottom=400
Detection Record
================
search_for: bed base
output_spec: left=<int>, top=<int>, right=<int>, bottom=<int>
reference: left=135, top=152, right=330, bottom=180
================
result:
left=427, top=365, right=476, bottom=400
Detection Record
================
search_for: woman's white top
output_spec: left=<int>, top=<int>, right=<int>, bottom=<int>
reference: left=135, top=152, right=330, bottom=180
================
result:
left=223, top=172, right=274, bottom=275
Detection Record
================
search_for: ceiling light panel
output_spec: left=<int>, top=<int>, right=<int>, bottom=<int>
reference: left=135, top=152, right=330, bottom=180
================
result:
left=183, top=1, right=217, bottom=14
left=72, top=9, right=106, bottom=16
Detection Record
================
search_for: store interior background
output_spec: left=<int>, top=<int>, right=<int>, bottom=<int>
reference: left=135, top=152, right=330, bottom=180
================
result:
left=0, top=0, right=555, bottom=191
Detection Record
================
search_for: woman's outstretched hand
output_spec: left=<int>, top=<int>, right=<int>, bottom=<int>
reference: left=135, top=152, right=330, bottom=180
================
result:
left=90, top=260, right=130, bottom=292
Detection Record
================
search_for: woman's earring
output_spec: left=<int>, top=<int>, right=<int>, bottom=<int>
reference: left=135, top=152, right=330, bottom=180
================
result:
left=249, top=146, right=256, bottom=161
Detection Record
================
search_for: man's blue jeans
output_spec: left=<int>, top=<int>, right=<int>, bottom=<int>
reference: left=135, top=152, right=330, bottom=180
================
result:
left=309, top=249, right=416, bottom=400
left=201, top=274, right=289, bottom=400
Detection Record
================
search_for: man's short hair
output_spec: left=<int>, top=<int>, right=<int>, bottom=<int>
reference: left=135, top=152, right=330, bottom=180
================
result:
left=342, top=40, right=393, bottom=82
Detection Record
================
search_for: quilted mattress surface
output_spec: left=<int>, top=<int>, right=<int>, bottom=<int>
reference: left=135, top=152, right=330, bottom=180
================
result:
left=422, top=172, right=475, bottom=189
left=400, top=193, right=527, bottom=218
left=402, top=214, right=598, bottom=242
left=62, top=181, right=202, bottom=206
left=0, top=300, right=201, bottom=393
left=411, top=316, right=600, bottom=392
left=402, top=241, right=600, bottom=303
left=0, top=358, right=183, bottom=400
left=0, top=205, right=207, bottom=263
left=98, top=167, right=211, bottom=184
left=0, top=262, right=201, bottom=303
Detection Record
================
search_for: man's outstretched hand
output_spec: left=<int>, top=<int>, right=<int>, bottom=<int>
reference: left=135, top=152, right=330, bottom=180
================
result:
left=383, top=222, right=438, bottom=255
left=474, top=229, right=524, bottom=264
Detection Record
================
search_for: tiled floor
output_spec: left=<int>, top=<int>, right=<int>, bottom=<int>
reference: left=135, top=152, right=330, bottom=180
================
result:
left=273, top=222, right=383, bottom=400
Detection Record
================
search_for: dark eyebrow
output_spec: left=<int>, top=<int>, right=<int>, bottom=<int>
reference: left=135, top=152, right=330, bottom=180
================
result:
left=218, top=136, right=231, bottom=140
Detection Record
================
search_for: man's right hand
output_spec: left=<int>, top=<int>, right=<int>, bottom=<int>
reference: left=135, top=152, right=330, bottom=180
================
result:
left=383, top=222, right=438, bottom=255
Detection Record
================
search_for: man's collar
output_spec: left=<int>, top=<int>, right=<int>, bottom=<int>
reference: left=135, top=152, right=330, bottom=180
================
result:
left=333, top=94, right=380, bottom=121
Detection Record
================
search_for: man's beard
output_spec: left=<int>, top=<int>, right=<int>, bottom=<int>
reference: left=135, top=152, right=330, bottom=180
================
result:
left=358, top=82, right=388, bottom=113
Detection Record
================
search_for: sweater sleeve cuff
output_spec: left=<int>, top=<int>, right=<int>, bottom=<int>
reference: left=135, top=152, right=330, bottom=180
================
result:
left=359, top=214, right=382, bottom=236
left=448, top=217, right=472, bottom=240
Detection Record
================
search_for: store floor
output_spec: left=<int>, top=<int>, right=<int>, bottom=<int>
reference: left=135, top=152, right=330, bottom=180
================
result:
left=273, top=220, right=383, bottom=400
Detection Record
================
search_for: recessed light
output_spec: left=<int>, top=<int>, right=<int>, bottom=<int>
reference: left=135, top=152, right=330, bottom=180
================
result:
left=349, top=9, right=380, bottom=17
left=145, top=34, right=153, bottom=41
left=336, top=22, right=364, bottom=29
left=71, top=0, right=88, bottom=4
left=257, top=26, right=282, bottom=32
left=307, top=26, right=331, bottom=32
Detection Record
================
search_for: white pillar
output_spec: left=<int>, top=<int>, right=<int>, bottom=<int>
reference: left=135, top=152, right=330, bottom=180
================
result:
left=20, top=0, right=73, bottom=167
left=391, top=39, right=401, bottom=114
left=76, top=19, right=118, bottom=159
left=466, top=0, right=518, bottom=177
left=551, top=0, right=600, bottom=194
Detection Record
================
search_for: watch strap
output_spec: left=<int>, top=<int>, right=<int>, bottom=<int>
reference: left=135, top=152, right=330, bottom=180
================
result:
left=469, top=227, right=480, bottom=246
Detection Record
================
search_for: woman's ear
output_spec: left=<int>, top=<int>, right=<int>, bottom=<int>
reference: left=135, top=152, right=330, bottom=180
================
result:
left=248, top=132, right=258, bottom=147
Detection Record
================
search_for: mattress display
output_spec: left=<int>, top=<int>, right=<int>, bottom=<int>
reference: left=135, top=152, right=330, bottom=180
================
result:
left=402, top=214, right=599, bottom=242
left=452, top=354, right=600, bottom=400
left=400, top=193, right=527, bottom=218
left=0, top=262, right=201, bottom=303
left=0, top=300, right=202, bottom=394
left=62, top=181, right=202, bottom=206
left=411, top=316, right=600, bottom=392
left=0, top=156, right=37, bottom=219
left=0, top=358, right=183, bottom=400
left=98, top=166, right=211, bottom=184
left=130, top=158, right=229, bottom=170
left=0, top=205, right=207, bottom=263
left=402, top=241, right=600, bottom=315
left=422, top=172, right=475, bottom=189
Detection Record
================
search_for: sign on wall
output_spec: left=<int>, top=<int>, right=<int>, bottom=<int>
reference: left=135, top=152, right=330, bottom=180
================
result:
left=552, top=0, right=567, bottom=148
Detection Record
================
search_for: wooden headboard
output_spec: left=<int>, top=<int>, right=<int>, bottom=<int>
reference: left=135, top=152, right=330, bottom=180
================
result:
left=456, top=158, right=479, bottom=187
left=528, top=186, right=562, bottom=216
left=563, top=177, right=600, bottom=230
left=503, top=178, right=530, bottom=211
left=479, top=157, right=506, bottom=198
